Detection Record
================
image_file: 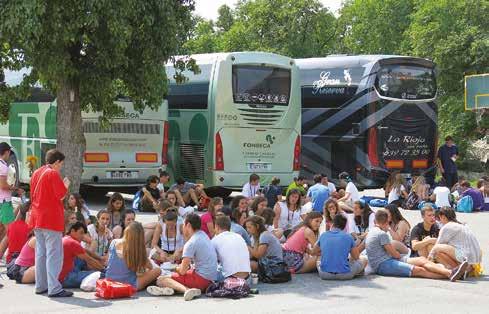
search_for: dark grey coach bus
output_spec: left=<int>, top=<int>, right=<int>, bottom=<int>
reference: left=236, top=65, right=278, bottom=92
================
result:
left=296, top=55, right=438, bottom=188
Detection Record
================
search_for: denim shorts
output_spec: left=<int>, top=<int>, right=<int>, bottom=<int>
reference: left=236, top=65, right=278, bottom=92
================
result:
left=376, top=259, right=413, bottom=277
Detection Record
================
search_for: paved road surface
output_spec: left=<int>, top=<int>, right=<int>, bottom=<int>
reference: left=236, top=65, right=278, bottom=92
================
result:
left=1, top=188, right=489, bottom=313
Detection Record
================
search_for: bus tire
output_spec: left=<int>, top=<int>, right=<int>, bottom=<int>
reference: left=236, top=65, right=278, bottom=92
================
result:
left=7, top=152, right=20, bottom=187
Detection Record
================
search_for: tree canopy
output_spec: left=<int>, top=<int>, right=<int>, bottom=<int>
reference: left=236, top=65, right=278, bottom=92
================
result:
left=0, top=0, right=195, bottom=191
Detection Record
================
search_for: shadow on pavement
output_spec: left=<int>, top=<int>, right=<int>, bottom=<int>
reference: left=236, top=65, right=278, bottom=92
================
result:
left=49, top=294, right=113, bottom=308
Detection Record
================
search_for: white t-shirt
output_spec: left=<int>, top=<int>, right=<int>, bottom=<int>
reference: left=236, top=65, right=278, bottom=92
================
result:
left=346, top=182, right=360, bottom=202
left=388, top=185, right=406, bottom=204
left=212, top=231, right=251, bottom=278
left=242, top=182, right=260, bottom=198
left=327, top=182, right=336, bottom=194
left=433, top=186, right=451, bottom=208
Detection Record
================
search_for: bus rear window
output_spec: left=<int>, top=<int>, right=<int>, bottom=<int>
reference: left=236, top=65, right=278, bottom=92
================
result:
left=232, top=65, right=291, bottom=106
left=375, top=65, right=436, bottom=100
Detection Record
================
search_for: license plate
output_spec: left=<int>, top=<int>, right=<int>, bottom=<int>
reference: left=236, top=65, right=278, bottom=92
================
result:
left=106, top=171, right=139, bottom=179
left=247, top=163, right=272, bottom=171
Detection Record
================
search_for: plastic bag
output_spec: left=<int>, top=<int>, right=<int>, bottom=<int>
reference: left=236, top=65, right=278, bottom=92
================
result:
left=80, top=271, right=101, bottom=292
left=95, top=279, right=137, bottom=299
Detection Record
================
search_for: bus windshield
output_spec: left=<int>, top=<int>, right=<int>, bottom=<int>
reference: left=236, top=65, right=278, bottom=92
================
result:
left=376, top=65, right=436, bottom=100
left=232, top=65, right=291, bottom=105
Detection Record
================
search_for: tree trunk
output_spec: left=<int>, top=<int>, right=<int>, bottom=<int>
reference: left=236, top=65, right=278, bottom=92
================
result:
left=56, top=80, right=85, bottom=193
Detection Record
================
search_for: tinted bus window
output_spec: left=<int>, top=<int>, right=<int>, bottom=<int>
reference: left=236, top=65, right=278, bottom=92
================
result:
left=300, top=67, right=365, bottom=108
left=232, top=65, right=291, bottom=106
left=167, top=82, right=209, bottom=110
left=375, top=65, right=436, bottom=100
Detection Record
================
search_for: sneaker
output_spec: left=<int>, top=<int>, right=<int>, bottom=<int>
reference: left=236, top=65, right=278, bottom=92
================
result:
left=48, top=290, right=74, bottom=298
left=183, top=288, right=201, bottom=301
left=146, top=286, right=175, bottom=296
left=450, top=261, right=469, bottom=282
left=35, top=289, right=48, bottom=295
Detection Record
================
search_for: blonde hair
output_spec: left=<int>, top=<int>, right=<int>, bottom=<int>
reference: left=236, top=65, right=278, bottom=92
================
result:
left=122, top=222, right=149, bottom=273
left=411, top=176, right=426, bottom=193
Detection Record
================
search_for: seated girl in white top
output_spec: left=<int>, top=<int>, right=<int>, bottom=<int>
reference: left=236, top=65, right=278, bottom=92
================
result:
left=151, top=210, right=185, bottom=263
left=337, top=172, right=360, bottom=213
left=273, top=189, right=302, bottom=239
left=352, top=201, right=375, bottom=238
left=386, top=173, right=409, bottom=206
left=84, top=209, right=113, bottom=262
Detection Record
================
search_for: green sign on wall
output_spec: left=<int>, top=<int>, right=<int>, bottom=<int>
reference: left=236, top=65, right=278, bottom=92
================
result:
left=465, top=74, right=489, bottom=110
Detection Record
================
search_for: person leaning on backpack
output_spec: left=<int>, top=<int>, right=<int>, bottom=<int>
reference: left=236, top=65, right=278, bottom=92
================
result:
left=29, top=149, right=72, bottom=298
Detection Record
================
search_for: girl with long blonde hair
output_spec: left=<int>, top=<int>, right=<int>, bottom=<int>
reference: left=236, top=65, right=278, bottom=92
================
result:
left=105, top=222, right=161, bottom=291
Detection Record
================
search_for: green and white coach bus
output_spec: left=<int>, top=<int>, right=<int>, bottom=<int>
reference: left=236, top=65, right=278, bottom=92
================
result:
left=165, top=52, right=301, bottom=190
left=1, top=70, right=169, bottom=187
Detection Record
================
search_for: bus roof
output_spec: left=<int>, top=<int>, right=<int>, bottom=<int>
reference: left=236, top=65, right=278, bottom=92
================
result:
left=295, top=55, right=435, bottom=69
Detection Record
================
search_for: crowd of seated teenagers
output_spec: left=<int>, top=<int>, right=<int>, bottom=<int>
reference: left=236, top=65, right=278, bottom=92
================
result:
left=385, top=172, right=489, bottom=212
left=0, top=171, right=484, bottom=299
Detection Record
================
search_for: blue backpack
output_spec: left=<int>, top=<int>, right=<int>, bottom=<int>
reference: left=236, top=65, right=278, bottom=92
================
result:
left=132, top=190, right=142, bottom=211
left=369, top=198, right=388, bottom=207
left=457, top=195, right=473, bottom=213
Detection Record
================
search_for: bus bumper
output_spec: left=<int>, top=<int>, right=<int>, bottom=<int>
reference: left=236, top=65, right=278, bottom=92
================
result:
left=81, top=166, right=166, bottom=187
left=209, top=171, right=299, bottom=190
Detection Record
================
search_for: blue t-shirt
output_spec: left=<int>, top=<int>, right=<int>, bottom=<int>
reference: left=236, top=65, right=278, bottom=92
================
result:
left=231, top=222, right=251, bottom=246
left=317, top=229, right=355, bottom=273
left=182, top=230, right=218, bottom=281
left=307, top=183, right=330, bottom=212
left=437, top=144, right=458, bottom=173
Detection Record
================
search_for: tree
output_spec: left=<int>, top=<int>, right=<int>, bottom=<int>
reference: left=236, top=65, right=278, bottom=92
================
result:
left=407, top=0, right=489, bottom=155
left=183, top=17, right=219, bottom=54
left=0, top=0, right=195, bottom=192
left=216, top=4, right=234, bottom=32
left=217, top=0, right=337, bottom=58
left=336, top=0, right=414, bottom=54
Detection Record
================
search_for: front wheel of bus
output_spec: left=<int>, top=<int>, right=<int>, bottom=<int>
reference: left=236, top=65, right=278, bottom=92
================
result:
left=7, top=153, right=20, bottom=188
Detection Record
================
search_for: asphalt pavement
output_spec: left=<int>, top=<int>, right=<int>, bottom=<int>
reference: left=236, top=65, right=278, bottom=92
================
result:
left=1, top=187, right=489, bottom=314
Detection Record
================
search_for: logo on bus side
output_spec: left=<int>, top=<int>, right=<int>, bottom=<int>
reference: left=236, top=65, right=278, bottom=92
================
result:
left=312, top=70, right=353, bottom=95
left=243, top=134, right=275, bottom=149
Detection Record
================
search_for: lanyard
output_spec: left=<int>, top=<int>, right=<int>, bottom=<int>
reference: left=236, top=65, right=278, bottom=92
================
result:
left=165, top=223, right=177, bottom=252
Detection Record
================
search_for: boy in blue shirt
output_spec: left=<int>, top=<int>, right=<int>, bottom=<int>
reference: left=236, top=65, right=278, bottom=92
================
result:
left=312, top=215, right=366, bottom=280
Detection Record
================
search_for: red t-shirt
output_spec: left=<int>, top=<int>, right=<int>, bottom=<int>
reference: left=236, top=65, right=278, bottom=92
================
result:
left=6, top=220, right=31, bottom=263
left=29, top=165, right=67, bottom=232
left=200, top=213, right=213, bottom=239
left=59, top=236, right=85, bottom=282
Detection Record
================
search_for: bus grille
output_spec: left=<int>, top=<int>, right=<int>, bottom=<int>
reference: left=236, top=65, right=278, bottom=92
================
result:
left=237, top=108, right=285, bottom=126
left=179, top=143, right=205, bottom=181
left=83, top=122, right=160, bottom=134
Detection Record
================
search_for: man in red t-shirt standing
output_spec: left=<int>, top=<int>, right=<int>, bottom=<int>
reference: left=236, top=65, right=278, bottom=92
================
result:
left=29, top=149, right=72, bottom=297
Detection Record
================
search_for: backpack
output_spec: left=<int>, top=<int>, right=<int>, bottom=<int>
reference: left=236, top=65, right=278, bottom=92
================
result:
left=206, top=277, right=250, bottom=299
left=132, top=190, right=142, bottom=211
left=405, top=192, right=420, bottom=210
left=369, top=198, right=388, bottom=208
left=457, top=195, right=473, bottom=213
left=258, top=257, right=291, bottom=284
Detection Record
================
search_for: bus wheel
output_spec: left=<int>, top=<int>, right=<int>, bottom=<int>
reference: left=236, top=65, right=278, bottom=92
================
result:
left=7, top=152, right=20, bottom=187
